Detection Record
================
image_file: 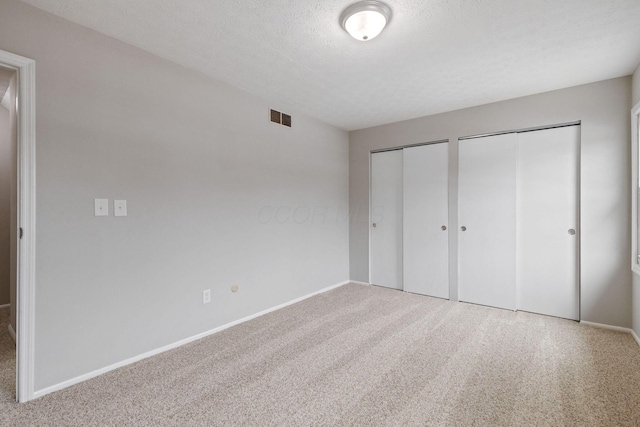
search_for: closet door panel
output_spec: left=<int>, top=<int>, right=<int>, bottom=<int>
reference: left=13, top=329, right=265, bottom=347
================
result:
left=459, top=134, right=517, bottom=310
left=403, top=143, right=449, bottom=299
left=516, top=126, right=579, bottom=320
left=370, top=150, right=403, bottom=289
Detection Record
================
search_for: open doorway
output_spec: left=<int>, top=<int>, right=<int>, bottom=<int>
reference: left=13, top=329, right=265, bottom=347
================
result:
left=0, top=65, right=17, bottom=403
left=0, top=49, right=36, bottom=403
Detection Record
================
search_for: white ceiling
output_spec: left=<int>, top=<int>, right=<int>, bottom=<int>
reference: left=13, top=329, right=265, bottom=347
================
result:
left=20, top=0, right=640, bottom=131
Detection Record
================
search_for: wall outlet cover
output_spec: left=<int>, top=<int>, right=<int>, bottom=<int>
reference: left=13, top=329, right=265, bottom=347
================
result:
left=94, top=199, right=109, bottom=216
left=114, top=200, right=127, bottom=217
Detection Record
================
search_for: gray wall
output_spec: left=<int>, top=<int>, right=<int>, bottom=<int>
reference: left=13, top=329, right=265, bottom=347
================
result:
left=0, top=104, right=9, bottom=305
left=0, top=0, right=349, bottom=391
left=633, top=63, right=640, bottom=106
left=350, top=77, right=632, bottom=328
left=633, top=63, right=640, bottom=338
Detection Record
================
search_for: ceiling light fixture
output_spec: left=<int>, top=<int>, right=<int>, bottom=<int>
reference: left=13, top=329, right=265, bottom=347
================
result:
left=340, top=1, right=392, bottom=42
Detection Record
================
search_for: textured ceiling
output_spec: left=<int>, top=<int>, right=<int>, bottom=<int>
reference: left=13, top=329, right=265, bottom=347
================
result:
left=19, top=0, right=640, bottom=130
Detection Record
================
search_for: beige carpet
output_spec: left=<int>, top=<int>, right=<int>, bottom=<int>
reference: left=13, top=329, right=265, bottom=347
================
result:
left=0, top=306, right=16, bottom=403
left=1, top=284, right=639, bottom=426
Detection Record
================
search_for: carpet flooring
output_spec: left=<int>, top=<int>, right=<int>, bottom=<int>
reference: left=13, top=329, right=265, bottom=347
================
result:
left=1, top=284, right=639, bottom=426
left=0, top=306, right=15, bottom=403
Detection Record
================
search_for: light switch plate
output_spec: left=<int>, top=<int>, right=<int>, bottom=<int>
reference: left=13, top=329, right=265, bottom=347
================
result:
left=94, top=199, right=109, bottom=216
left=114, top=200, right=127, bottom=217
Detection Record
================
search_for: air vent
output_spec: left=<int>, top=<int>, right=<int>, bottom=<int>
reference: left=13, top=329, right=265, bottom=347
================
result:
left=270, top=109, right=281, bottom=124
left=270, top=109, right=292, bottom=128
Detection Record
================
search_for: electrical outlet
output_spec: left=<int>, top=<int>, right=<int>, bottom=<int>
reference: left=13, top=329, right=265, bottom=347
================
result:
left=202, top=289, right=211, bottom=304
left=114, top=200, right=127, bottom=217
left=94, top=199, right=109, bottom=216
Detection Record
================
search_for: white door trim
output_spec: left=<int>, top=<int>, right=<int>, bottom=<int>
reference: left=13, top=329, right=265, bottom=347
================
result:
left=0, top=49, right=36, bottom=403
left=631, top=100, right=640, bottom=277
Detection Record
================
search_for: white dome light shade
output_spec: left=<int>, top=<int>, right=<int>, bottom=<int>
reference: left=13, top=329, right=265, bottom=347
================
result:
left=344, top=11, right=387, bottom=41
left=340, top=1, right=392, bottom=41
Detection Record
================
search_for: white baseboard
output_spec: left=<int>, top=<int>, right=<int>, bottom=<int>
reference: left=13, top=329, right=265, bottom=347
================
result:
left=349, top=280, right=370, bottom=286
left=0, top=304, right=9, bottom=309
left=33, top=280, right=350, bottom=399
left=580, top=320, right=640, bottom=347
left=7, top=323, right=16, bottom=344
left=580, top=320, right=632, bottom=333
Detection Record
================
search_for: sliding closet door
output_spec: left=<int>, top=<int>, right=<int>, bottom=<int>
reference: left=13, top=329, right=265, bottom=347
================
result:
left=516, top=126, right=580, bottom=320
left=403, top=143, right=449, bottom=298
left=459, top=133, right=517, bottom=310
left=370, top=150, right=403, bottom=289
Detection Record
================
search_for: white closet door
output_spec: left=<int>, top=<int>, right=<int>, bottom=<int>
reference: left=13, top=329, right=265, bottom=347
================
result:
left=403, top=143, right=449, bottom=298
left=459, top=133, right=517, bottom=310
left=370, top=150, right=403, bottom=289
left=516, top=126, right=579, bottom=320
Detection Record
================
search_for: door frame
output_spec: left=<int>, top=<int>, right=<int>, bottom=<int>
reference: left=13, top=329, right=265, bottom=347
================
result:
left=0, top=49, right=36, bottom=403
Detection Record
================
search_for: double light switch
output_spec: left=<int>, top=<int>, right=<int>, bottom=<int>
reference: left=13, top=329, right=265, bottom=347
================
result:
left=94, top=199, right=128, bottom=217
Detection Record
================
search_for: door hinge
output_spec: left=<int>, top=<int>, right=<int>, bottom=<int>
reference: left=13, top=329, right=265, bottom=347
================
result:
left=19, top=227, right=23, bottom=239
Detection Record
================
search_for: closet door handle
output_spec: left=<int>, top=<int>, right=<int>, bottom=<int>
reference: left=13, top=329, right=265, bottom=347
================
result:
left=372, top=223, right=377, bottom=228
left=461, top=226, right=467, bottom=231
left=568, top=229, right=576, bottom=235
left=441, top=225, right=447, bottom=231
